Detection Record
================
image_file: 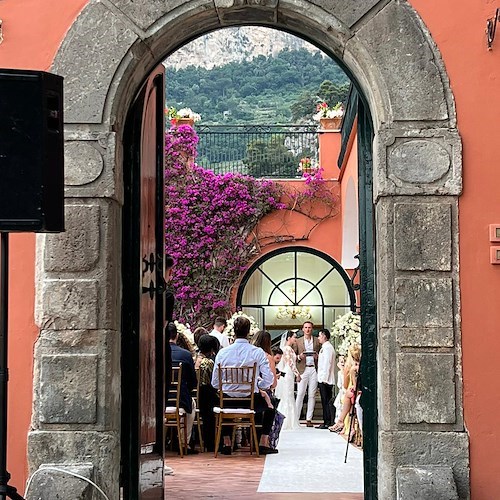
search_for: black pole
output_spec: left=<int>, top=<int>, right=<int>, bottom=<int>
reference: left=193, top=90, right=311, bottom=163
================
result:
left=0, top=233, right=24, bottom=500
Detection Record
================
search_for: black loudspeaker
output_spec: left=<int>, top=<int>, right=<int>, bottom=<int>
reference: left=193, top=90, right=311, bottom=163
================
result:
left=0, top=69, right=64, bottom=232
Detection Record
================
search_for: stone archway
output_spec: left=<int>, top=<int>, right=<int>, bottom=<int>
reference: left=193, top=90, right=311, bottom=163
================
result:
left=29, top=1, right=469, bottom=499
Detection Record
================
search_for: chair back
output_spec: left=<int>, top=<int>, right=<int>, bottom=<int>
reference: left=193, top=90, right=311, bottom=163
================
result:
left=217, top=363, right=257, bottom=410
left=166, top=362, right=183, bottom=410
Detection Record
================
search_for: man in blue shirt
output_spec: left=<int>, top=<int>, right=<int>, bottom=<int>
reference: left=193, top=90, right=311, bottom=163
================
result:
left=211, top=316, right=278, bottom=455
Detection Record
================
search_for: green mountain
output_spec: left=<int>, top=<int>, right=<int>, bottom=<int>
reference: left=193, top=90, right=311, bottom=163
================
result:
left=165, top=48, right=350, bottom=124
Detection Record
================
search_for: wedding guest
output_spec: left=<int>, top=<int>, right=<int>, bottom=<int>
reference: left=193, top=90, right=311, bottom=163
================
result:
left=316, top=328, right=336, bottom=429
left=329, top=343, right=361, bottom=435
left=211, top=316, right=277, bottom=455
left=272, top=347, right=283, bottom=379
left=252, top=330, right=277, bottom=389
left=167, top=322, right=198, bottom=454
left=209, top=316, right=230, bottom=348
left=197, top=334, right=219, bottom=452
left=193, top=327, right=209, bottom=348
left=333, top=355, right=346, bottom=421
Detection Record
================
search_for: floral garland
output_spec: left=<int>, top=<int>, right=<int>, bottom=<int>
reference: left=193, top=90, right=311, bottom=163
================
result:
left=165, top=125, right=283, bottom=328
left=223, top=311, right=260, bottom=340
left=331, top=311, right=361, bottom=355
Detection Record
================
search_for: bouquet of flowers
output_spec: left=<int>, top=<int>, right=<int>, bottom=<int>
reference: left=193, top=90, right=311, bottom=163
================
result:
left=223, top=311, right=260, bottom=340
left=331, top=311, right=361, bottom=355
left=297, top=157, right=319, bottom=174
left=313, top=101, right=344, bottom=121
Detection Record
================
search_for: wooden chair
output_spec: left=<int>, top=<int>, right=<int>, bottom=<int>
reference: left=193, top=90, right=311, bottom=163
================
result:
left=164, top=363, right=188, bottom=457
left=213, top=363, right=259, bottom=457
left=193, top=369, right=204, bottom=452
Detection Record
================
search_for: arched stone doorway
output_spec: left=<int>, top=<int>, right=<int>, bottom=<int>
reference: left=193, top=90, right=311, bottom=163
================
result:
left=29, top=1, right=468, bottom=499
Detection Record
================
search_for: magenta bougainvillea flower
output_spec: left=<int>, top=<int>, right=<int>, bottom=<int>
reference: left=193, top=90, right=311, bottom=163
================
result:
left=165, top=125, right=283, bottom=328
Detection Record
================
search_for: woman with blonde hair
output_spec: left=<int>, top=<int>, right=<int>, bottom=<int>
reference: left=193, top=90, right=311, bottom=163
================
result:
left=329, top=343, right=360, bottom=434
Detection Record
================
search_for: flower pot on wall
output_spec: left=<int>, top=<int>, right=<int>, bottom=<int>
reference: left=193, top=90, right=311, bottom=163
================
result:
left=176, top=117, right=195, bottom=127
left=320, top=117, right=342, bottom=130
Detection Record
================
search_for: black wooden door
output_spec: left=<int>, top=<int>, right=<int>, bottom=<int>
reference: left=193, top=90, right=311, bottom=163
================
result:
left=357, top=97, right=377, bottom=500
left=122, top=65, right=166, bottom=499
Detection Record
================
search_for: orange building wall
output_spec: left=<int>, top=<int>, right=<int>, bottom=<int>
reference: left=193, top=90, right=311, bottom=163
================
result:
left=408, top=2, right=500, bottom=498
left=0, top=1, right=499, bottom=497
left=254, top=130, right=343, bottom=263
left=0, top=0, right=88, bottom=491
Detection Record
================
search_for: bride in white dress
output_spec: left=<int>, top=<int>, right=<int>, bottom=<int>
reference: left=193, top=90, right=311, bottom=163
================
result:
left=275, top=331, right=302, bottom=430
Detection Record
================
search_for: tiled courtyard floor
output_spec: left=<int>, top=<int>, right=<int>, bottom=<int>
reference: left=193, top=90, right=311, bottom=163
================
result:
left=165, top=426, right=363, bottom=499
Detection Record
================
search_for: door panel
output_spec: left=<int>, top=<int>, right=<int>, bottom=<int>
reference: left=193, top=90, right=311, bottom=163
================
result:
left=122, top=64, right=166, bottom=500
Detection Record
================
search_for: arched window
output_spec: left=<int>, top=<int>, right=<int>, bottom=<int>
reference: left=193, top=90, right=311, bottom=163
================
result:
left=237, top=247, right=356, bottom=340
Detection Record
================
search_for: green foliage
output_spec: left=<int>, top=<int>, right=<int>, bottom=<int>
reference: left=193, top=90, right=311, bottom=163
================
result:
left=243, top=138, right=296, bottom=177
left=166, top=48, right=350, bottom=124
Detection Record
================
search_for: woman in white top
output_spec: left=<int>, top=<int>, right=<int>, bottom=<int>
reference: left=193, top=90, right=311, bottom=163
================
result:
left=276, top=331, right=302, bottom=430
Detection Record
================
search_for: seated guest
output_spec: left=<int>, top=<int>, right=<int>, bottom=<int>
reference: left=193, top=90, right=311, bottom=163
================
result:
left=211, top=316, right=278, bottom=455
left=197, top=334, right=219, bottom=452
left=167, top=322, right=198, bottom=454
left=193, top=327, right=209, bottom=348
left=210, top=316, right=230, bottom=348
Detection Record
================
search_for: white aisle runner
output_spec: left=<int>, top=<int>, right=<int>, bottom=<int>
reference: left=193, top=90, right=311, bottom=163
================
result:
left=257, top=426, right=364, bottom=493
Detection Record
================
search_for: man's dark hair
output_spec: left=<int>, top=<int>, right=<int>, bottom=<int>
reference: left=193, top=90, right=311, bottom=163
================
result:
left=214, top=316, right=227, bottom=328
left=319, top=328, right=331, bottom=340
left=165, top=254, right=175, bottom=269
left=166, top=321, right=178, bottom=341
left=234, top=316, right=250, bottom=338
left=302, top=321, right=314, bottom=328
left=272, top=347, right=283, bottom=356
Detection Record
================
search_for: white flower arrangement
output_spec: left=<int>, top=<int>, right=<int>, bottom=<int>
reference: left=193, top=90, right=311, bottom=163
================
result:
left=174, top=320, right=195, bottom=347
left=331, top=311, right=361, bottom=355
left=313, top=101, right=344, bottom=121
left=177, top=107, right=202, bottom=122
left=223, top=311, right=260, bottom=339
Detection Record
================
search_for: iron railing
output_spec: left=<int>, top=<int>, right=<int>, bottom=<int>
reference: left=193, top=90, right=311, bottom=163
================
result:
left=195, top=124, right=319, bottom=178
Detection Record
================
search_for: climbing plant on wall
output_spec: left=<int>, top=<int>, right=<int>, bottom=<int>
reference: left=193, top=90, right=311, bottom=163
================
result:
left=165, top=125, right=284, bottom=327
left=165, top=125, right=339, bottom=328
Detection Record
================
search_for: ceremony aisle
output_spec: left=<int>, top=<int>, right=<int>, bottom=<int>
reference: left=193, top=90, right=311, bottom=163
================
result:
left=164, top=427, right=363, bottom=499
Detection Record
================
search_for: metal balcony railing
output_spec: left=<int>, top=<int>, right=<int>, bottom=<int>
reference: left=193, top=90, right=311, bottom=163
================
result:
left=195, top=124, right=319, bottom=179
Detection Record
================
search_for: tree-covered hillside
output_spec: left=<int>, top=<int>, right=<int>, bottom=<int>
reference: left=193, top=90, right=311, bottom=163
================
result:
left=165, top=48, right=350, bottom=124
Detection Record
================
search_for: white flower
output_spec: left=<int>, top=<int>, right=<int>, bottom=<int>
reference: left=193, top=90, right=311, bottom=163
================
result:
left=174, top=320, right=195, bottom=347
left=331, top=311, right=361, bottom=355
left=223, top=311, right=260, bottom=339
left=177, top=107, right=202, bottom=122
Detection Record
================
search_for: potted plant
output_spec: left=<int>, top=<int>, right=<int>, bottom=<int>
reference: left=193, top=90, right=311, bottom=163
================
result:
left=297, top=156, right=319, bottom=176
left=166, top=106, right=202, bottom=127
left=313, top=101, right=344, bottom=130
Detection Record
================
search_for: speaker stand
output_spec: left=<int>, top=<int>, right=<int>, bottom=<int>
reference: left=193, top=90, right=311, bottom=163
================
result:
left=0, top=233, right=24, bottom=500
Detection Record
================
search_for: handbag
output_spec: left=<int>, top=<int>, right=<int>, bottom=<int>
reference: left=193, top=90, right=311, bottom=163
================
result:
left=268, top=410, right=285, bottom=450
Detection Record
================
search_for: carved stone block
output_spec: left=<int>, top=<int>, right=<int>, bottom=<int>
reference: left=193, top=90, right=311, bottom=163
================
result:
left=26, top=463, right=94, bottom=500
left=396, top=328, right=454, bottom=348
left=44, top=205, right=100, bottom=273
left=394, top=277, right=454, bottom=328
left=52, top=2, right=139, bottom=123
left=40, top=280, right=99, bottom=329
left=394, top=203, right=452, bottom=271
left=396, top=465, right=458, bottom=500
left=65, top=142, right=104, bottom=186
left=396, top=353, right=456, bottom=424
left=350, top=1, right=448, bottom=121
left=39, top=354, right=98, bottom=424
